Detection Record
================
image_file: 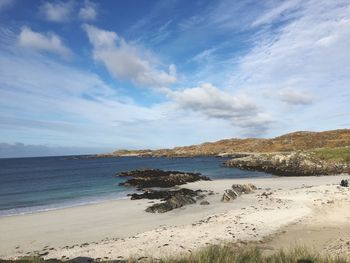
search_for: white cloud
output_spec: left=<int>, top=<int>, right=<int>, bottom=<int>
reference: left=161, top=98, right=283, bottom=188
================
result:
left=278, top=88, right=314, bottom=105
left=3, top=0, right=350, bottom=149
left=0, top=47, right=244, bottom=149
left=39, top=0, right=98, bottom=23
left=0, top=49, right=167, bottom=146
left=222, top=0, right=350, bottom=133
left=83, top=24, right=177, bottom=89
left=191, top=48, right=217, bottom=63
left=182, top=0, right=294, bottom=31
left=82, top=25, right=272, bottom=135
left=178, top=15, right=204, bottom=31
left=170, top=83, right=272, bottom=134
left=82, top=24, right=117, bottom=48
left=18, top=26, right=71, bottom=59
left=230, top=0, right=350, bottom=94
left=79, top=0, right=97, bottom=21
left=39, top=1, right=74, bottom=22
left=250, top=0, right=301, bottom=28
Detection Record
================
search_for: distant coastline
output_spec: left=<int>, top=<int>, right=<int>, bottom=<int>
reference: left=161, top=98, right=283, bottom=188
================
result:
left=96, top=129, right=350, bottom=177
left=97, top=129, right=350, bottom=158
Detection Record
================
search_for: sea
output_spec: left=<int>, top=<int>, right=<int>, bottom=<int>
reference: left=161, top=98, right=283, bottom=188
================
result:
left=0, top=156, right=270, bottom=217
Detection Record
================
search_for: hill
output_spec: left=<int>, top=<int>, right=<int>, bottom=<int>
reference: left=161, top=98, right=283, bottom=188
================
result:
left=101, top=129, right=350, bottom=157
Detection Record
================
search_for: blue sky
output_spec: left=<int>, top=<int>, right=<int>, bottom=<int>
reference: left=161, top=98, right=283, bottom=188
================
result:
left=0, top=0, right=350, bottom=157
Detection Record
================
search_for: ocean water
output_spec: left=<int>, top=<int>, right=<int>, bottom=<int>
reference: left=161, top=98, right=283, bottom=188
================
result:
left=0, top=156, right=269, bottom=216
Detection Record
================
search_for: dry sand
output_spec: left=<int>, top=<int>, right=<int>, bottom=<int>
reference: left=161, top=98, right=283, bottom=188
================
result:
left=1, top=174, right=350, bottom=260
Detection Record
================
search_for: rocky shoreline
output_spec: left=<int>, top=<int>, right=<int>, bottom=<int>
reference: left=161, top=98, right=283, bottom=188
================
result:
left=117, top=168, right=259, bottom=213
left=117, top=169, right=212, bottom=212
left=92, top=129, right=350, bottom=177
left=117, top=169, right=210, bottom=188
left=115, top=153, right=350, bottom=213
left=225, top=151, right=350, bottom=176
left=3, top=175, right=350, bottom=261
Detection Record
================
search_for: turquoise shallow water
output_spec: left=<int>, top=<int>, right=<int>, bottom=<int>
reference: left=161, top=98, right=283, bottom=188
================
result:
left=0, top=156, right=270, bottom=216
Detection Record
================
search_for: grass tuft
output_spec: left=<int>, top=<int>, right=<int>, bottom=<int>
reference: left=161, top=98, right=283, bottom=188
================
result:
left=129, top=245, right=348, bottom=263
left=0, top=257, right=61, bottom=263
left=311, top=147, right=350, bottom=163
left=1, top=246, right=348, bottom=263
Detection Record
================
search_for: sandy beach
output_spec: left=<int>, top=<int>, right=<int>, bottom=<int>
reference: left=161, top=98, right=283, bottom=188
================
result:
left=1, top=174, right=350, bottom=261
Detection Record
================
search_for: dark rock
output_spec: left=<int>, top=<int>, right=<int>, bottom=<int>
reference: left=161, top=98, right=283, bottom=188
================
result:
left=297, top=260, right=314, bottom=263
left=196, top=194, right=206, bottom=200
left=222, top=184, right=257, bottom=202
left=261, top=192, right=273, bottom=198
left=145, top=192, right=196, bottom=213
left=117, top=169, right=210, bottom=188
left=340, top=179, right=349, bottom=187
left=129, top=188, right=201, bottom=201
left=200, top=200, right=210, bottom=205
left=66, top=257, right=95, bottom=263
left=121, top=170, right=210, bottom=212
left=232, top=184, right=257, bottom=194
left=129, top=188, right=203, bottom=213
left=222, top=189, right=239, bottom=202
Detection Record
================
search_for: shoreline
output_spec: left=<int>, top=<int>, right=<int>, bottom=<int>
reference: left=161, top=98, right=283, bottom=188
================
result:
left=0, top=172, right=270, bottom=218
left=1, top=174, right=350, bottom=260
left=0, top=191, right=133, bottom=218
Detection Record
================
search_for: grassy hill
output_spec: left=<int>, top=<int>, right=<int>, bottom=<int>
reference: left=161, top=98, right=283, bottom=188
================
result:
left=104, top=129, right=350, bottom=157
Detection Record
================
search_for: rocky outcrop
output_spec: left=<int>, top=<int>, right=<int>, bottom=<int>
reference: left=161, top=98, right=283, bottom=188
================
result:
left=225, top=151, right=350, bottom=176
left=98, top=129, right=350, bottom=158
left=117, top=169, right=210, bottom=213
left=128, top=188, right=201, bottom=200
left=145, top=191, right=197, bottom=213
left=232, top=184, right=257, bottom=194
left=117, top=169, right=210, bottom=188
left=221, top=184, right=257, bottom=202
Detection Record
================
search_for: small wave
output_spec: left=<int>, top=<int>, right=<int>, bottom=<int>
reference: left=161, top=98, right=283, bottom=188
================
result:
left=0, top=191, right=133, bottom=217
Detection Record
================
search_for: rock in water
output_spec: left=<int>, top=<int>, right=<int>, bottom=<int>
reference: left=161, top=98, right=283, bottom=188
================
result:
left=221, top=183, right=256, bottom=202
left=200, top=200, right=210, bottom=205
left=119, top=169, right=210, bottom=212
left=128, top=188, right=201, bottom=200
left=117, top=169, right=210, bottom=188
left=340, top=179, right=349, bottom=187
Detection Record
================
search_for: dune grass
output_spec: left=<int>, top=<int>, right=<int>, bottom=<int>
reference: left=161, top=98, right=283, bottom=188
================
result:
left=311, top=147, right=350, bottom=163
left=128, top=245, right=348, bottom=263
left=1, top=246, right=348, bottom=263
left=0, top=258, right=61, bottom=263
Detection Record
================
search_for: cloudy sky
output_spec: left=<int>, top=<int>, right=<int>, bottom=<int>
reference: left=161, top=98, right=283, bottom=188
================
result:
left=0, top=0, right=349, bottom=157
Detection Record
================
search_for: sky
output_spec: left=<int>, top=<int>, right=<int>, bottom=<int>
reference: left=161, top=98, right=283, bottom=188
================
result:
left=0, top=0, right=349, bottom=157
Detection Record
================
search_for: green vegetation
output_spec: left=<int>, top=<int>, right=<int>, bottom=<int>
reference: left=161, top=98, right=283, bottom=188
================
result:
left=0, top=258, right=60, bottom=263
left=1, top=246, right=348, bottom=263
left=129, top=246, right=348, bottom=263
left=312, top=147, right=350, bottom=163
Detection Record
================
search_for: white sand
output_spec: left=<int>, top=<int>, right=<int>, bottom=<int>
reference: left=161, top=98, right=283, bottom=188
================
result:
left=1, top=174, right=350, bottom=260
